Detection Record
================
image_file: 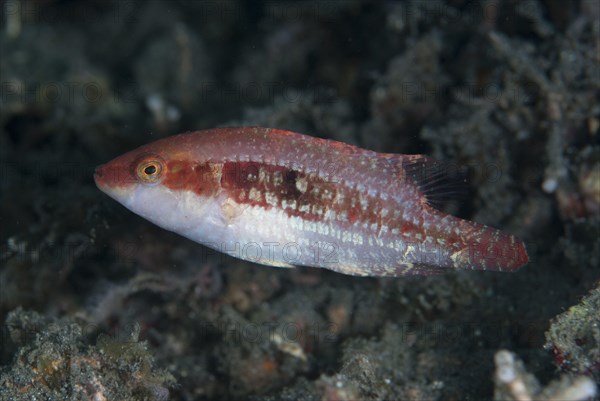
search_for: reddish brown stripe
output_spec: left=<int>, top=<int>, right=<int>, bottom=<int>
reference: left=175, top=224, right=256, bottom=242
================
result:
left=221, top=161, right=304, bottom=200
left=160, top=159, right=435, bottom=243
left=162, top=160, right=219, bottom=196
left=220, top=162, right=319, bottom=217
left=218, top=162, right=421, bottom=236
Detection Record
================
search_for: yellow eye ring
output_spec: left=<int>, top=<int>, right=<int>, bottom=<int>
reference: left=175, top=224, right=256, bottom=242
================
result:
left=136, top=159, right=164, bottom=183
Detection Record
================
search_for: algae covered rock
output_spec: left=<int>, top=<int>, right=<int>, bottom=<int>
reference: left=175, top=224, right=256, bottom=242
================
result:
left=545, top=286, right=600, bottom=380
left=0, top=308, right=174, bottom=401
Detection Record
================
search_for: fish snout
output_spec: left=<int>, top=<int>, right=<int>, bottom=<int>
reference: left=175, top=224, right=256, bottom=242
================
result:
left=94, top=162, right=133, bottom=190
left=94, top=164, right=108, bottom=189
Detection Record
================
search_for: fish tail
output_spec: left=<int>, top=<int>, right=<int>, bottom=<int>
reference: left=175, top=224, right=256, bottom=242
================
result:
left=450, top=219, right=529, bottom=272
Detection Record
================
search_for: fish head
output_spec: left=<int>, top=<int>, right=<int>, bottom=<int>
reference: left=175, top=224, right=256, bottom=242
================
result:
left=94, top=138, right=220, bottom=234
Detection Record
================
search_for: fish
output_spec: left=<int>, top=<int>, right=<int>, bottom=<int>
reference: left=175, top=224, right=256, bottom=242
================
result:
left=94, top=127, right=528, bottom=276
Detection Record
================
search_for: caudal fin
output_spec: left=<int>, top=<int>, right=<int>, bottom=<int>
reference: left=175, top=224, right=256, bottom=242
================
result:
left=400, top=155, right=528, bottom=272
left=451, top=222, right=529, bottom=272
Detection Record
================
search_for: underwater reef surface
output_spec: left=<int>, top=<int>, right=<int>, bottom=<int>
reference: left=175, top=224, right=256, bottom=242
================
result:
left=0, top=1, right=598, bottom=400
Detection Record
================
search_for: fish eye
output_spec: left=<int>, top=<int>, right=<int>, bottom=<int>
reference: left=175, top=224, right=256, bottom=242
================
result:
left=136, top=158, right=164, bottom=183
left=144, top=164, right=157, bottom=175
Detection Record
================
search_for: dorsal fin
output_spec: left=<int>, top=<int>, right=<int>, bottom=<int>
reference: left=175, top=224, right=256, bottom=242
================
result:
left=401, top=155, right=468, bottom=210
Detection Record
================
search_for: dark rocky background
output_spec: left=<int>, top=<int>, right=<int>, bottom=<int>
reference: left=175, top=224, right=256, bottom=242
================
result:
left=0, top=0, right=598, bottom=400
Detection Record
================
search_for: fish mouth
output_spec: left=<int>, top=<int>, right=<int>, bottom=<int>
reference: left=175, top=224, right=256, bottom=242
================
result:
left=94, top=162, right=134, bottom=190
left=94, top=164, right=106, bottom=189
left=94, top=163, right=114, bottom=192
left=94, top=163, right=135, bottom=204
left=94, top=163, right=127, bottom=193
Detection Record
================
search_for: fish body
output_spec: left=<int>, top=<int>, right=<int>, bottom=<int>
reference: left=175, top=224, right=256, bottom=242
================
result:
left=94, top=127, right=528, bottom=276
